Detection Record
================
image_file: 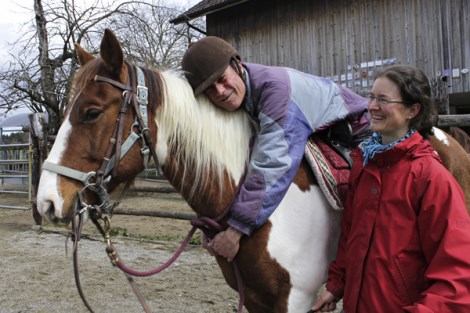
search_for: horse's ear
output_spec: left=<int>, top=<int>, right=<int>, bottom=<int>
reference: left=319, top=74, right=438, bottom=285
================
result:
left=100, top=29, right=124, bottom=77
left=75, top=44, right=95, bottom=66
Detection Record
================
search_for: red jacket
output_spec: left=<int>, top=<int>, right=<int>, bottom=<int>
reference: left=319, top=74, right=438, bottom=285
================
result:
left=326, top=131, right=470, bottom=312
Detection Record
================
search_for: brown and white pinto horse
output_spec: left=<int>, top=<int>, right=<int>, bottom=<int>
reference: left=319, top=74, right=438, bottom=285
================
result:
left=36, top=29, right=470, bottom=313
left=428, top=127, right=470, bottom=210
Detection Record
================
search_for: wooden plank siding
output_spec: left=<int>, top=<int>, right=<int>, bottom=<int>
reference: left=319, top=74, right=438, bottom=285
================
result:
left=205, top=0, right=470, bottom=97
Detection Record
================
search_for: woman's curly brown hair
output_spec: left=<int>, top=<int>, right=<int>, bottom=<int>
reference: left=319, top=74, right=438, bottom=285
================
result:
left=373, top=65, right=438, bottom=137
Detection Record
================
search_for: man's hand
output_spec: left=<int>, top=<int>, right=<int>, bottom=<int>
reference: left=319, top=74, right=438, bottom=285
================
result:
left=207, top=227, right=243, bottom=262
left=201, top=233, right=216, bottom=256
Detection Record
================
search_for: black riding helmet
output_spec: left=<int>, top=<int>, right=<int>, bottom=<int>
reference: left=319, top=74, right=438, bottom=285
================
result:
left=182, top=36, right=240, bottom=95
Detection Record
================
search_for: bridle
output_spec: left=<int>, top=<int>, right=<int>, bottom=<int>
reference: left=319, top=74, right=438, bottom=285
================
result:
left=42, top=62, right=246, bottom=313
left=43, top=62, right=161, bottom=201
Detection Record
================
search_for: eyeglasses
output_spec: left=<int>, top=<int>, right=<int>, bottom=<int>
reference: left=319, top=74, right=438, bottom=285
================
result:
left=368, top=95, right=405, bottom=105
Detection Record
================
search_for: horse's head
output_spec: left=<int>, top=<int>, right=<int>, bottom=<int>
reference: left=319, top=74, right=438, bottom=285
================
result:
left=37, top=29, right=159, bottom=224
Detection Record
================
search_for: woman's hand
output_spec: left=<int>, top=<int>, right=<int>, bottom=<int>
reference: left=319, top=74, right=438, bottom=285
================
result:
left=309, top=290, right=338, bottom=312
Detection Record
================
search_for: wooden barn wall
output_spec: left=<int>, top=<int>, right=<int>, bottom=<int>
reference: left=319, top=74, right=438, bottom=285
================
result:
left=206, top=0, right=470, bottom=96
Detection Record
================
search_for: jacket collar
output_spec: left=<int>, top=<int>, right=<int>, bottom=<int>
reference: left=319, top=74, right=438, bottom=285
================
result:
left=240, top=64, right=256, bottom=116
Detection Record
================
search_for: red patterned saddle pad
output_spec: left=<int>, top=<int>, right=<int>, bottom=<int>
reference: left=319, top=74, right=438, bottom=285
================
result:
left=304, top=135, right=351, bottom=211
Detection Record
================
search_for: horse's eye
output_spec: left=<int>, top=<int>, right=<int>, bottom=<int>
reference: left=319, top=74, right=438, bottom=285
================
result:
left=82, top=109, right=103, bottom=122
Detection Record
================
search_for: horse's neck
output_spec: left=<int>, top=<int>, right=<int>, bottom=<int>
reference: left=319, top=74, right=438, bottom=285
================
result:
left=163, top=156, right=237, bottom=218
left=156, top=70, right=251, bottom=217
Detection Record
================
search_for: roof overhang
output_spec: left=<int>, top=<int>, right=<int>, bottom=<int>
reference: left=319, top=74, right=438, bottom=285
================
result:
left=170, top=0, right=248, bottom=24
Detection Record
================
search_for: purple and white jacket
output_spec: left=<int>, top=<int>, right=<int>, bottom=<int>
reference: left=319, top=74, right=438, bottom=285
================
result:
left=228, top=63, right=370, bottom=235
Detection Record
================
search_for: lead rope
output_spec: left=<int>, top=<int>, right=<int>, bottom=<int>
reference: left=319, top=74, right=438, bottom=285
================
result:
left=69, top=182, right=152, bottom=313
left=190, top=217, right=245, bottom=313
left=90, top=209, right=152, bottom=313
left=70, top=209, right=95, bottom=313
left=97, top=208, right=245, bottom=313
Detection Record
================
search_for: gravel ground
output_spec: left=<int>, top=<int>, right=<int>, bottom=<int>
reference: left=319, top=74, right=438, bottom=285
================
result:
left=0, top=180, right=342, bottom=313
left=0, top=185, right=239, bottom=313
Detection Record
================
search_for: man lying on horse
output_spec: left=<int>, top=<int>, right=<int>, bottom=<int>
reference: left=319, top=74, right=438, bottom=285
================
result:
left=181, top=36, right=371, bottom=262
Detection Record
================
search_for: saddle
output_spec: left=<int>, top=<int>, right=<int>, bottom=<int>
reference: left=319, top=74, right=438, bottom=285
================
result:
left=305, top=120, right=369, bottom=211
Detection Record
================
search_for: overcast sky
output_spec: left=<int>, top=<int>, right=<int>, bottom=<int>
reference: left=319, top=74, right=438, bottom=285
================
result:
left=0, top=1, right=30, bottom=65
left=0, top=0, right=199, bottom=66
left=0, top=0, right=199, bottom=118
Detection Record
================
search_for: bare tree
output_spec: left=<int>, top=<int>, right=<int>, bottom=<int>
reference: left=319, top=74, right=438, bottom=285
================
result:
left=0, top=0, right=204, bottom=132
left=105, top=4, right=193, bottom=70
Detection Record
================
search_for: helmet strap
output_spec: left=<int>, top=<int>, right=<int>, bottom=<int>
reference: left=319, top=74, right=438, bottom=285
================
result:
left=230, top=58, right=245, bottom=82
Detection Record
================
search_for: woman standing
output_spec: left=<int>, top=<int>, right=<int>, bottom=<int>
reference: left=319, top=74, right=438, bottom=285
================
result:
left=311, top=65, right=470, bottom=312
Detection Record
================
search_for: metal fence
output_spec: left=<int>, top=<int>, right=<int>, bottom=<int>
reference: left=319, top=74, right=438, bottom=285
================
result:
left=0, top=142, right=32, bottom=210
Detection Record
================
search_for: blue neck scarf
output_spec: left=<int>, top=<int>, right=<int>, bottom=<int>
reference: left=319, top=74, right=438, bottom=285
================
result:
left=361, top=128, right=416, bottom=167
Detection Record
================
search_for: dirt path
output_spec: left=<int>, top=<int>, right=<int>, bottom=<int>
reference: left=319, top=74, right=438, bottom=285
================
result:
left=0, top=183, right=239, bottom=313
left=0, top=179, right=342, bottom=313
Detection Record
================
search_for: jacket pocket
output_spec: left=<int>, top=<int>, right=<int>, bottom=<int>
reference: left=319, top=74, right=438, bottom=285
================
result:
left=392, top=253, right=426, bottom=305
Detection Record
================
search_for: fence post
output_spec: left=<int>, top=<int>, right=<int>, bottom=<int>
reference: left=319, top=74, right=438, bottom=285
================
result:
left=431, top=77, right=449, bottom=115
left=29, top=113, right=48, bottom=225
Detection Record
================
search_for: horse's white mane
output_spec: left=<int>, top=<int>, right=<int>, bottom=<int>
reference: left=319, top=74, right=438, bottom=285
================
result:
left=157, top=70, right=252, bottom=198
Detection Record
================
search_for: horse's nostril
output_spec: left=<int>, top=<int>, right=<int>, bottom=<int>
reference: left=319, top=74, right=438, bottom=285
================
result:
left=49, top=201, right=55, bottom=214
left=42, top=200, right=70, bottom=225
left=49, top=202, right=56, bottom=220
left=42, top=200, right=57, bottom=223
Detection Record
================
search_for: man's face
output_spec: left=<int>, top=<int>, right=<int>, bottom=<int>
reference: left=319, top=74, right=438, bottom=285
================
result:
left=204, top=64, right=246, bottom=111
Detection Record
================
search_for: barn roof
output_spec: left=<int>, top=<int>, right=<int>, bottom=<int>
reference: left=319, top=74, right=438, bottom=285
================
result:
left=170, top=0, right=247, bottom=24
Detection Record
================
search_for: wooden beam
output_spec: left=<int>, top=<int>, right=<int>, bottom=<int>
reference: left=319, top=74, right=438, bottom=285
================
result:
left=113, top=208, right=197, bottom=220
left=437, top=115, right=470, bottom=128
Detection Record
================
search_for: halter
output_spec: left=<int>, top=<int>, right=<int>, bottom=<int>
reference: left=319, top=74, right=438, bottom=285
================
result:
left=43, top=64, right=159, bottom=182
left=42, top=63, right=161, bottom=212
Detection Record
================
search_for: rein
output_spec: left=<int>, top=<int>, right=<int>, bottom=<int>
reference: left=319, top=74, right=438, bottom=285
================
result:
left=44, top=63, right=246, bottom=312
